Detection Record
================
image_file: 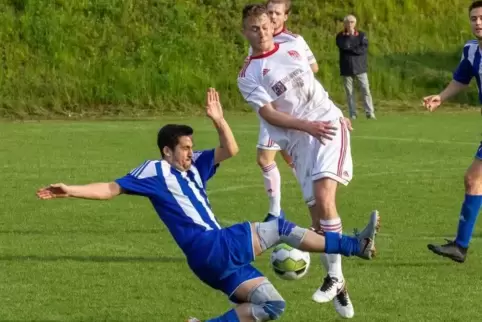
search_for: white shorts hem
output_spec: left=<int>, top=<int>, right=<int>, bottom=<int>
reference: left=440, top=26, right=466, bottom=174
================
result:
left=256, top=144, right=281, bottom=151
left=312, top=172, right=350, bottom=186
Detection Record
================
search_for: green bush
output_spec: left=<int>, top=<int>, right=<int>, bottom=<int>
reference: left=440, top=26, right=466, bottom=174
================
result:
left=0, top=0, right=479, bottom=117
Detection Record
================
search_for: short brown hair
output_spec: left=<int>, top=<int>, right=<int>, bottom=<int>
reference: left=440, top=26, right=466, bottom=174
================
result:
left=470, top=1, right=482, bottom=14
left=266, top=0, right=291, bottom=14
left=242, top=3, right=268, bottom=24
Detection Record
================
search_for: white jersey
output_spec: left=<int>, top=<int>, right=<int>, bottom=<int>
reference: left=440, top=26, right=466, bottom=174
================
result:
left=238, top=41, right=340, bottom=153
left=248, top=28, right=317, bottom=65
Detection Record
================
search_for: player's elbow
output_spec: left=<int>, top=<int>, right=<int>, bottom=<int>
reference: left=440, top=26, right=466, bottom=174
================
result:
left=95, top=191, right=117, bottom=200
left=102, top=182, right=122, bottom=200
left=215, top=144, right=239, bottom=164
left=311, top=64, right=319, bottom=73
left=226, top=143, right=239, bottom=158
left=231, top=144, right=240, bottom=157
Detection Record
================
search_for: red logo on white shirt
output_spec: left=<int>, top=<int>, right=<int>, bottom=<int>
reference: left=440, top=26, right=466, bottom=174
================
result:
left=288, top=50, right=301, bottom=60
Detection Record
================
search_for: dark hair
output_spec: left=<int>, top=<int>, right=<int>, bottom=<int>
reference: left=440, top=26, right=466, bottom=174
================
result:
left=266, top=0, right=291, bottom=14
left=470, top=1, right=482, bottom=14
left=157, top=124, right=194, bottom=157
left=242, top=3, right=268, bottom=24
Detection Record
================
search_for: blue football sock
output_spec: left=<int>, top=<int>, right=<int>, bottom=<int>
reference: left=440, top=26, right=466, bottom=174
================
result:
left=324, top=232, right=360, bottom=256
left=455, top=194, right=482, bottom=248
left=206, top=309, right=240, bottom=322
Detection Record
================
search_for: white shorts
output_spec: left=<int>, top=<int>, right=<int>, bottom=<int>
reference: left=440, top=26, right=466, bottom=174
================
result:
left=256, top=119, right=281, bottom=151
left=292, top=117, right=353, bottom=206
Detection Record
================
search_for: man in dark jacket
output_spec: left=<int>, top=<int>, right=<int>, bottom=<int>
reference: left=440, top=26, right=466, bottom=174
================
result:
left=336, top=14, right=376, bottom=120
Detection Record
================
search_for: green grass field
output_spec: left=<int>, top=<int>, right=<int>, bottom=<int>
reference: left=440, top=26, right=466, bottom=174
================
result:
left=1, top=111, right=482, bottom=321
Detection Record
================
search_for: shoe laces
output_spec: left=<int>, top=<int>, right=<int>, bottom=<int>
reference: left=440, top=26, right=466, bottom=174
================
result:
left=442, top=239, right=457, bottom=247
left=319, top=275, right=336, bottom=292
left=335, top=288, right=350, bottom=306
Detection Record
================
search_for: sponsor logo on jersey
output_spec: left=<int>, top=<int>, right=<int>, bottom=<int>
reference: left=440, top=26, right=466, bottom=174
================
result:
left=272, top=81, right=287, bottom=96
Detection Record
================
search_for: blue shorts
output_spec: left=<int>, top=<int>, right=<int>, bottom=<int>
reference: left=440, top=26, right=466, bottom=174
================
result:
left=476, top=142, right=482, bottom=160
left=186, top=222, right=263, bottom=302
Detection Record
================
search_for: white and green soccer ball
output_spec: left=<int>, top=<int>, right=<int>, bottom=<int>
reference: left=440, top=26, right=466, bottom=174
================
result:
left=270, top=243, right=311, bottom=280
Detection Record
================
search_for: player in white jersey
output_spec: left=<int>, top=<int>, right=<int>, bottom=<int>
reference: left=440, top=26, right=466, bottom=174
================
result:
left=36, top=88, right=379, bottom=322
left=237, top=4, right=379, bottom=319
left=249, top=0, right=319, bottom=225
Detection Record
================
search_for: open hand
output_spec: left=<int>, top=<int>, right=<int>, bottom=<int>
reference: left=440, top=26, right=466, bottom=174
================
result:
left=306, top=120, right=338, bottom=144
left=422, top=95, right=442, bottom=112
left=36, top=183, right=70, bottom=199
left=205, top=88, right=224, bottom=121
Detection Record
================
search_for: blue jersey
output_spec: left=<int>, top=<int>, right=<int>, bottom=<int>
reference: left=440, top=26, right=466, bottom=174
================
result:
left=453, top=40, right=482, bottom=103
left=115, top=149, right=222, bottom=255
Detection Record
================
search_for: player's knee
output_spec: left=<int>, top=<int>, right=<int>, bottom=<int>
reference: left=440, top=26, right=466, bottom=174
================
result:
left=464, top=169, right=482, bottom=193
left=256, top=150, right=275, bottom=168
left=263, top=300, right=286, bottom=320
left=249, top=280, right=286, bottom=321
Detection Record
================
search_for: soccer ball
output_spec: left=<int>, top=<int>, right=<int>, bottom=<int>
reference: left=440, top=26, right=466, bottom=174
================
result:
left=270, top=243, right=310, bottom=280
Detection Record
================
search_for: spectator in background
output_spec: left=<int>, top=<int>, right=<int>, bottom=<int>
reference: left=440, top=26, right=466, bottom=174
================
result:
left=336, top=14, right=376, bottom=120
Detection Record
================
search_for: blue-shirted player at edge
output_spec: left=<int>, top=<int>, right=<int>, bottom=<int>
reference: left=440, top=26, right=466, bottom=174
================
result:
left=36, top=88, right=379, bottom=322
left=423, top=1, right=482, bottom=263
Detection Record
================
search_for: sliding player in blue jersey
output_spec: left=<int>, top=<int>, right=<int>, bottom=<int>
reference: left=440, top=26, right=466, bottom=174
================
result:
left=423, top=1, right=482, bottom=263
left=36, top=88, right=379, bottom=322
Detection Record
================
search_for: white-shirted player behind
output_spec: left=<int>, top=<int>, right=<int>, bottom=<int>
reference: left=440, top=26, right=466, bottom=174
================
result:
left=251, top=0, right=319, bottom=224
left=237, top=4, right=380, bottom=319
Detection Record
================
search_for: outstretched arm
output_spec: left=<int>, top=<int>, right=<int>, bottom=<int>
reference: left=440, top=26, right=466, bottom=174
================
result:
left=205, top=88, right=239, bottom=164
left=36, top=182, right=122, bottom=200
left=438, top=80, right=468, bottom=102
left=423, top=47, right=473, bottom=112
left=423, top=80, right=469, bottom=112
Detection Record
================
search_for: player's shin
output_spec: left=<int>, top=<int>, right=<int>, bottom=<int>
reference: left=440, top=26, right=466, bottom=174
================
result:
left=260, top=162, right=282, bottom=217
left=314, top=178, right=345, bottom=280
left=320, top=218, right=344, bottom=281
left=207, top=281, right=286, bottom=322
left=455, top=194, right=482, bottom=248
left=206, top=308, right=240, bottom=322
left=254, top=218, right=360, bottom=256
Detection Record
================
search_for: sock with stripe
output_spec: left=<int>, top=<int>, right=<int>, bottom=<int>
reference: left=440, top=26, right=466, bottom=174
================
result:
left=261, top=162, right=281, bottom=216
left=320, top=218, right=344, bottom=280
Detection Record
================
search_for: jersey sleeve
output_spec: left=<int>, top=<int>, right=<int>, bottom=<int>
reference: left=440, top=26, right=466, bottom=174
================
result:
left=192, top=149, right=218, bottom=184
left=115, top=161, right=159, bottom=197
left=453, top=45, right=474, bottom=84
left=237, top=74, right=276, bottom=111
left=298, top=36, right=317, bottom=65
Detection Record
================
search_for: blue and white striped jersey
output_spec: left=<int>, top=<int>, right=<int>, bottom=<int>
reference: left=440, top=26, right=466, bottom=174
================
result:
left=115, top=149, right=221, bottom=254
left=453, top=40, right=482, bottom=103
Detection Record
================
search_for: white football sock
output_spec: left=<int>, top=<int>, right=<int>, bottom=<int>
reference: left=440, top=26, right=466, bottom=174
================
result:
left=320, top=218, right=343, bottom=280
left=261, top=162, right=281, bottom=216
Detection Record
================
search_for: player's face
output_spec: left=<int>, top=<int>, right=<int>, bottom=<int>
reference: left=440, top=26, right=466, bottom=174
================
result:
left=267, top=3, right=288, bottom=32
left=470, top=7, right=482, bottom=39
left=172, top=135, right=194, bottom=171
left=243, top=13, right=275, bottom=53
